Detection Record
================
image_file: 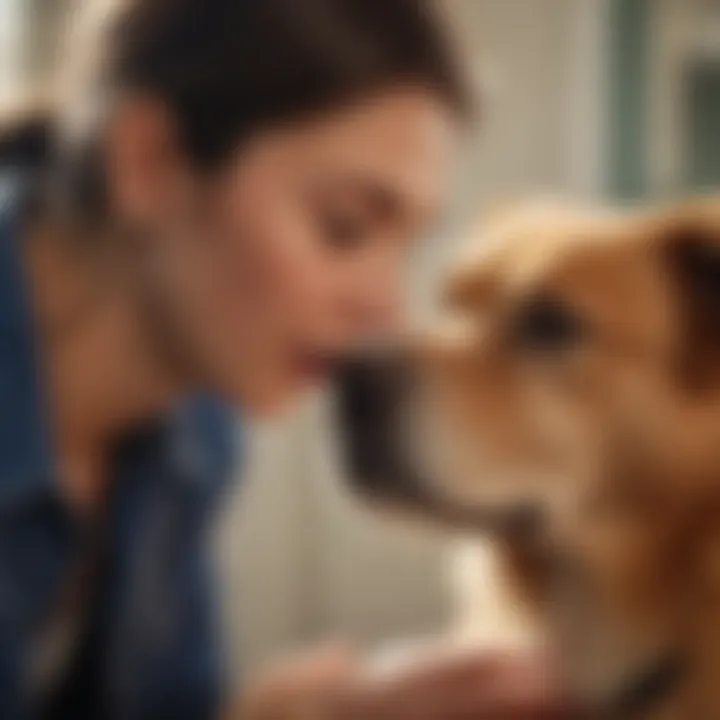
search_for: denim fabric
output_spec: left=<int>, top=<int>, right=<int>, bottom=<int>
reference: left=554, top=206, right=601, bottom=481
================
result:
left=0, top=178, right=239, bottom=719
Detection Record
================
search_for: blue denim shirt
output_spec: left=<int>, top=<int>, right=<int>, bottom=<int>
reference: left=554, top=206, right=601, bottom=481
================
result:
left=0, top=179, right=239, bottom=719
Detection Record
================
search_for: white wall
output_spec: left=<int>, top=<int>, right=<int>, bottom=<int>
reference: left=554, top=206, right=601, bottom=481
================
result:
left=219, top=0, right=611, bottom=676
left=0, top=0, right=22, bottom=102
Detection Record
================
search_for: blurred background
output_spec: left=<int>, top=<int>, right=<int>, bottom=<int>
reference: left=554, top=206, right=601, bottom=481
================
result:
left=1, top=0, right=718, bottom=677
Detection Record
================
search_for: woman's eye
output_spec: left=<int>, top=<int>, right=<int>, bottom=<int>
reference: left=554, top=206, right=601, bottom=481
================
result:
left=510, top=295, right=586, bottom=353
left=319, top=210, right=372, bottom=252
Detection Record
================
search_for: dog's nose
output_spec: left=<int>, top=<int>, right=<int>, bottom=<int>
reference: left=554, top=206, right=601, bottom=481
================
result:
left=333, top=349, right=420, bottom=501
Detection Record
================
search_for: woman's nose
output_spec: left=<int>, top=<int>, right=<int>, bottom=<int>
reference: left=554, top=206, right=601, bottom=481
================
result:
left=346, top=299, right=401, bottom=339
left=344, top=270, right=405, bottom=337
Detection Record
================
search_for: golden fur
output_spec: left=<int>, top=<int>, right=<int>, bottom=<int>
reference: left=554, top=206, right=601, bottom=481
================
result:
left=415, top=197, right=720, bottom=718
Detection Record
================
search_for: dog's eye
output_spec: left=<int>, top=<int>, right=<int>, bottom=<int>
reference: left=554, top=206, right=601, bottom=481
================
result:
left=511, top=295, right=585, bottom=353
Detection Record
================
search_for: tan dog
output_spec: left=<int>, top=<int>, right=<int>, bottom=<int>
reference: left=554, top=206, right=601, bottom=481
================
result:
left=338, top=197, right=720, bottom=719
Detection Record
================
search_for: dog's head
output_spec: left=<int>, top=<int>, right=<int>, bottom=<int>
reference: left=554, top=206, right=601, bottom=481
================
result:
left=337, top=198, right=720, bottom=716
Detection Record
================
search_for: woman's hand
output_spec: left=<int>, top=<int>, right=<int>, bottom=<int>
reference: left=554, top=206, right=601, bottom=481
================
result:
left=232, top=645, right=568, bottom=719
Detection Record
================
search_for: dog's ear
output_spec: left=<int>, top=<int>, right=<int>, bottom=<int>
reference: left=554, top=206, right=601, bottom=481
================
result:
left=443, top=198, right=528, bottom=310
left=663, top=210, right=720, bottom=391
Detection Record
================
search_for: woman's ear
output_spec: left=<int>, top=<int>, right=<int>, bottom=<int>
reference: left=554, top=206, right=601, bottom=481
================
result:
left=104, top=97, right=191, bottom=230
left=662, top=202, right=720, bottom=391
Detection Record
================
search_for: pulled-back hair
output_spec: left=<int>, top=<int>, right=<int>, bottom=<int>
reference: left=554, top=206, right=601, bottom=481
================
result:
left=0, top=0, right=470, bottom=219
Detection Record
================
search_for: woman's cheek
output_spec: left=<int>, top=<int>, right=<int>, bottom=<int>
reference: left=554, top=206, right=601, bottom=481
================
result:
left=262, top=233, right=337, bottom=332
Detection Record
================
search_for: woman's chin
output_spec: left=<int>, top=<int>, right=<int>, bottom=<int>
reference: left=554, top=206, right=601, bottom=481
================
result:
left=233, top=380, right=310, bottom=419
left=218, top=363, right=332, bottom=418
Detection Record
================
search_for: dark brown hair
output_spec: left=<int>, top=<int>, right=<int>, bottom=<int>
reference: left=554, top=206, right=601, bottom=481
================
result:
left=0, top=0, right=470, bottom=218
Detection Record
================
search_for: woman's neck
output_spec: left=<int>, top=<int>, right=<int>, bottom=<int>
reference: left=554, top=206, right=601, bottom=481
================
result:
left=26, top=219, right=188, bottom=513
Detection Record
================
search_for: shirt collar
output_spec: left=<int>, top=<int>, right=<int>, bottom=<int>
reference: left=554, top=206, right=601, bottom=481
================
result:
left=162, top=394, right=238, bottom=491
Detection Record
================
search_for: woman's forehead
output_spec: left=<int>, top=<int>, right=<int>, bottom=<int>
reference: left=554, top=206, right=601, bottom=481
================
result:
left=313, top=94, right=457, bottom=205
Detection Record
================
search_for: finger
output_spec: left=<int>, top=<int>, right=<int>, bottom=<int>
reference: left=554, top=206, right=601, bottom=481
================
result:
left=379, top=648, right=512, bottom=695
left=271, top=643, right=357, bottom=691
left=459, top=655, right=563, bottom=711
left=236, top=645, right=358, bottom=720
left=429, top=658, right=569, bottom=720
left=334, top=657, right=505, bottom=720
left=360, top=652, right=564, bottom=720
left=394, top=647, right=557, bottom=706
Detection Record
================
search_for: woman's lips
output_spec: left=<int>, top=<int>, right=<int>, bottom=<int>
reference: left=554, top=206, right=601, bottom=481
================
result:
left=291, top=352, right=337, bottom=383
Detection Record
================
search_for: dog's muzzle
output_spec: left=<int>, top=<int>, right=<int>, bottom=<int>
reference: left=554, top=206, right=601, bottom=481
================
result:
left=333, top=353, right=546, bottom=540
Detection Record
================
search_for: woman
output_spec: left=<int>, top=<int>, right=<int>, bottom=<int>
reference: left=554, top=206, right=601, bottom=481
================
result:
left=0, top=0, right=564, bottom=718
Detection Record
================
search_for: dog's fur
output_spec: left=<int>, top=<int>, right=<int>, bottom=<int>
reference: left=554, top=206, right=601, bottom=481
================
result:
left=413, top=197, right=720, bottom=718
left=343, top=197, right=720, bottom=718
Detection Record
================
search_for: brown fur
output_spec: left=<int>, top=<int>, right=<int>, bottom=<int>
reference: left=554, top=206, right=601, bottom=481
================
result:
left=415, top=197, right=720, bottom=718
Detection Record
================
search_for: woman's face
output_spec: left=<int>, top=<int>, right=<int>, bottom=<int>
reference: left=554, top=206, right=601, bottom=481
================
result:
left=117, top=88, right=458, bottom=414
